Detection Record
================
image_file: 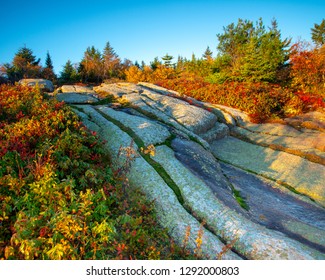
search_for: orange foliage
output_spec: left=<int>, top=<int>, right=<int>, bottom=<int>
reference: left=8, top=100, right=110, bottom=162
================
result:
left=125, top=65, right=176, bottom=83
left=290, top=42, right=325, bottom=96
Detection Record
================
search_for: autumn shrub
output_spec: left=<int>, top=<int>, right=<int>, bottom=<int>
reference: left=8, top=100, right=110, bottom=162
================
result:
left=125, top=65, right=177, bottom=84
left=0, top=84, right=196, bottom=260
left=290, top=42, right=325, bottom=97
left=156, top=76, right=324, bottom=122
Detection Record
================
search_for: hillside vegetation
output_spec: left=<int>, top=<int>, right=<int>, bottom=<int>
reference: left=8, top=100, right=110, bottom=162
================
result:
left=0, top=84, right=200, bottom=260
left=2, top=19, right=324, bottom=123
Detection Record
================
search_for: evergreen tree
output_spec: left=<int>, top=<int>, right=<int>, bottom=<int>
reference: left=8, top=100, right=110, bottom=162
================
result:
left=102, top=41, right=121, bottom=79
left=239, top=19, right=290, bottom=82
left=4, top=46, right=42, bottom=81
left=202, top=46, right=213, bottom=60
left=45, top=51, right=54, bottom=69
left=79, top=46, right=102, bottom=83
left=42, top=51, right=56, bottom=81
left=176, top=55, right=186, bottom=72
left=14, top=46, right=41, bottom=66
left=60, top=60, right=78, bottom=84
left=311, top=19, right=325, bottom=46
left=214, top=18, right=290, bottom=82
left=141, top=61, right=146, bottom=70
left=150, top=57, right=161, bottom=70
left=161, top=53, right=174, bottom=67
left=217, top=18, right=254, bottom=69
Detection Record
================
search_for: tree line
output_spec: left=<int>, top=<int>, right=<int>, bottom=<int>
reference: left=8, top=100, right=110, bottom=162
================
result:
left=1, top=18, right=324, bottom=95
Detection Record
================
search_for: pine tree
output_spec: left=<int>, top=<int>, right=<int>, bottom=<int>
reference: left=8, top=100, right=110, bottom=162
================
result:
left=102, top=41, right=121, bottom=79
left=202, top=46, right=213, bottom=60
left=7, top=46, right=42, bottom=80
left=215, top=18, right=290, bottom=82
left=14, top=46, right=41, bottom=66
left=311, top=19, right=325, bottom=46
left=79, top=46, right=102, bottom=83
left=161, top=53, right=174, bottom=67
left=45, top=51, right=54, bottom=69
left=60, top=60, right=78, bottom=83
left=141, top=61, right=146, bottom=70
left=134, top=61, right=141, bottom=69
left=150, top=57, right=161, bottom=70
left=42, top=51, right=56, bottom=81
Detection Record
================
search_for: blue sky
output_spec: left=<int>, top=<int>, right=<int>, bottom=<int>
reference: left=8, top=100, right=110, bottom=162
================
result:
left=1, top=0, right=324, bottom=74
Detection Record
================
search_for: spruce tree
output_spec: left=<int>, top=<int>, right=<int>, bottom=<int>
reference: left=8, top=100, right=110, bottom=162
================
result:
left=102, top=41, right=120, bottom=79
left=9, top=46, right=41, bottom=80
left=311, top=19, right=325, bottom=46
left=60, top=60, right=78, bottom=84
left=14, top=46, right=40, bottom=66
left=150, top=57, right=161, bottom=70
left=45, top=51, right=54, bottom=69
left=161, top=53, right=174, bottom=67
left=215, top=18, right=290, bottom=82
left=203, top=46, right=213, bottom=60
left=79, top=46, right=102, bottom=83
left=42, top=51, right=56, bottom=81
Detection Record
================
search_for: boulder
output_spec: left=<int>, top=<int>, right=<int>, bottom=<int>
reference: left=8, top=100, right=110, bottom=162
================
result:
left=19, top=78, right=54, bottom=92
left=285, top=111, right=325, bottom=132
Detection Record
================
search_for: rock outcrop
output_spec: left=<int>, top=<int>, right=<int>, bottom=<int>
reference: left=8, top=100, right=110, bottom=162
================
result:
left=19, top=78, right=54, bottom=92
left=55, top=85, right=99, bottom=104
left=58, top=82, right=325, bottom=260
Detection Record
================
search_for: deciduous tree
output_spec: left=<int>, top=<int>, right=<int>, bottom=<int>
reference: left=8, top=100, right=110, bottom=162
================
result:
left=290, top=41, right=325, bottom=95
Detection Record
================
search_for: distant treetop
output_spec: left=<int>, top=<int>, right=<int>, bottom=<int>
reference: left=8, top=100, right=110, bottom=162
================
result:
left=311, top=19, right=325, bottom=46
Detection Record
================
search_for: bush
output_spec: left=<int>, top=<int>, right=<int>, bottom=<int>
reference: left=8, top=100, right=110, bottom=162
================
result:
left=0, top=84, right=195, bottom=260
left=156, top=76, right=324, bottom=122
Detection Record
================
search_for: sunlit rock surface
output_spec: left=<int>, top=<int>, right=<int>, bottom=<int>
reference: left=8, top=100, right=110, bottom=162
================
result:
left=65, top=82, right=325, bottom=259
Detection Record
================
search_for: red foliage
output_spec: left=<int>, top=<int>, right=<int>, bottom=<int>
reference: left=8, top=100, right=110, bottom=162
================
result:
left=156, top=76, right=324, bottom=122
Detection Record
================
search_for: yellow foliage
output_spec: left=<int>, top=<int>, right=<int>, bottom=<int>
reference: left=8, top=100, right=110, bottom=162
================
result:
left=91, top=220, right=116, bottom=243
left=125, top=66, right=145, bottom=83
left=140, top=144, right=155, bottom=156
left=54, top=213, right=83, bottom=240
left=46, top=239, right=74, bottom=260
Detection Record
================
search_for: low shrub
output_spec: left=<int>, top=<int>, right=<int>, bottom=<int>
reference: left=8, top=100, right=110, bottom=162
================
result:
left=156, top=77, right=324, bottom=122
left=0, top=84, right=196, bottom=260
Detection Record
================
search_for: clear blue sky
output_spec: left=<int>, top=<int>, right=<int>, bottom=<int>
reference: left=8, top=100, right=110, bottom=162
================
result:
left=1, top=0, right=324, bottom=74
